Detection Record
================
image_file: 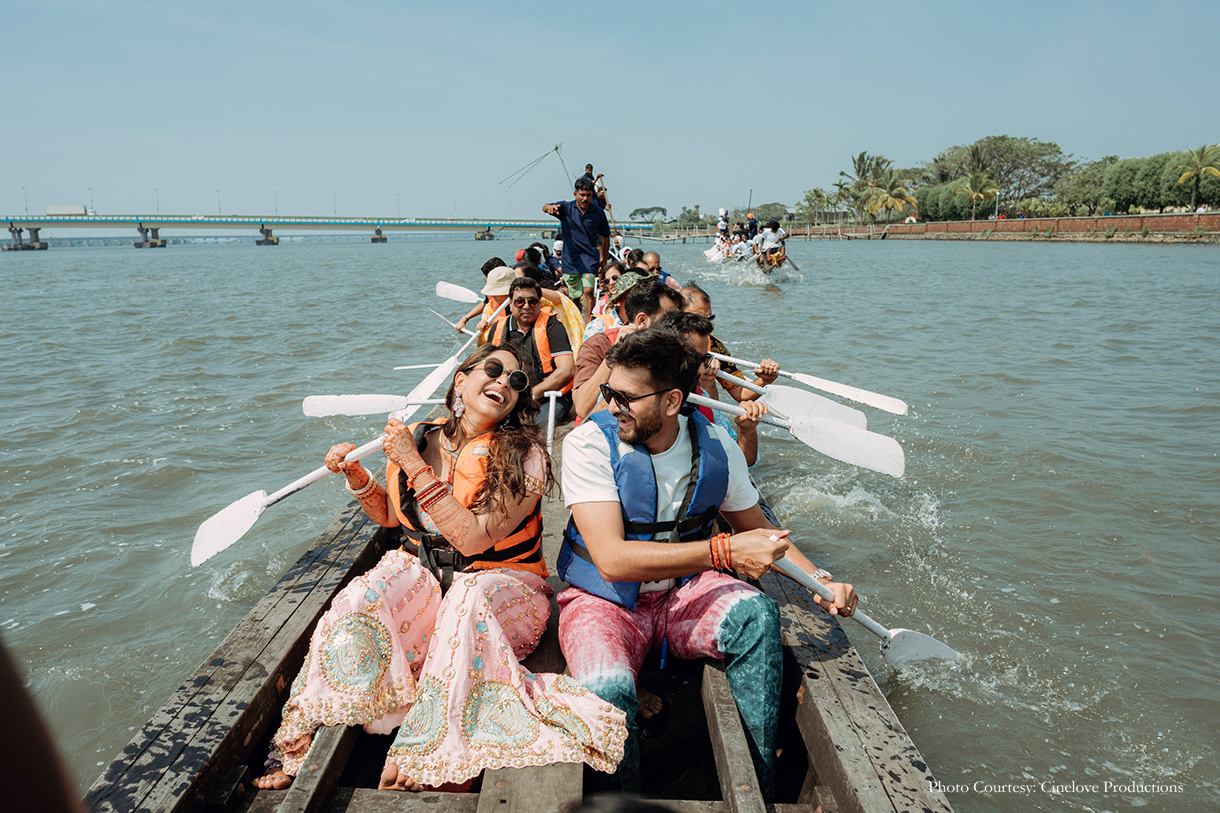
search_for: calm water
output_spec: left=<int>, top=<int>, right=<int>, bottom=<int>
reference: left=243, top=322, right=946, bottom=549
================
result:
left=2, top=237, right=1217, bottom=812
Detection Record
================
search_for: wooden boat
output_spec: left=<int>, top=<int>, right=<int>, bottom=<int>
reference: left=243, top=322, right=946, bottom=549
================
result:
left=86, top=426, right=953, bottom=813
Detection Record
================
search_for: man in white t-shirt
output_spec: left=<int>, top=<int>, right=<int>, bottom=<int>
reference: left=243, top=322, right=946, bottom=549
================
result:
left=555, top=327, right=857, bottom=797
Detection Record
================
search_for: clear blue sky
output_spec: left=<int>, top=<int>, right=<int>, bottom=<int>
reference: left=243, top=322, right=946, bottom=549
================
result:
left=3, top=0, right=1216, bottom=219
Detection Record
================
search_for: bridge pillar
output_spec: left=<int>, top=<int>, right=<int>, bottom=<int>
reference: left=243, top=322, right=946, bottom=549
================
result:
left=371, top=226, right=387, bottom=243
left=3, top=225, right=48, bottom=251
left=474, top=227, right=494, bottom=241
left=134, top=224, right=166, bottom=248
left=256, top=226, right=279, bottom=246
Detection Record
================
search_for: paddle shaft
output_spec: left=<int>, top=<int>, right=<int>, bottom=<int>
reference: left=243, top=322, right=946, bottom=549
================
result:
left=686, top=393, right=790, bottom=431
left=772, top=557, right=892, bottom=643
left=275, top=297, right=506, bottom=508
left=716, top=369, right=765, bottom=395
left=708, top=351, right=908, bottom=415
left=263, top=436, right=384, bottom=508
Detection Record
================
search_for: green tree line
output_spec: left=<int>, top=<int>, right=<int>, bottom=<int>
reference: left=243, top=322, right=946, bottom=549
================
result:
left=631, top=138, right=1218, bottom=227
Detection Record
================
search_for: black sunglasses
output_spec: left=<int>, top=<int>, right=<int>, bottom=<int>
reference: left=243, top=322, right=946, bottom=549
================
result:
left=512, top=296, right=540, bottom=308
left=599, top=382, right=671, bottom=409
left=465, top=358, right=528, bottom=393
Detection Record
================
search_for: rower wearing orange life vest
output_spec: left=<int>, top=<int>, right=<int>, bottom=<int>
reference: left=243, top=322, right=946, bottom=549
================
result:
left=486, top=276, right=575, bottom=427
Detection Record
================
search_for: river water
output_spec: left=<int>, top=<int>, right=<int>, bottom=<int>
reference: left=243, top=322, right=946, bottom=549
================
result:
left=2, top=237, right=1217, bottom=812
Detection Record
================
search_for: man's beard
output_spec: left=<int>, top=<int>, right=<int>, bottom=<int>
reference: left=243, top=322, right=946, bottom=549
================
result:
left=616, top=404, right=664, bottom=446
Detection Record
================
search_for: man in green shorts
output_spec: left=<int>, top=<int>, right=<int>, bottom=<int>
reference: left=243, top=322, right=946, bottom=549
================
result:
left=544, top=177, right=610, bottom=324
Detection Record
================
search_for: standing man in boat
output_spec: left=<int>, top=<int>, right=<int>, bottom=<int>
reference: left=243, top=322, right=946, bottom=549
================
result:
left=486, top=276, right=575, bottom=427
left=544, top=177, right=611, bottom=324
left=556, top=327, right=857, bottom=798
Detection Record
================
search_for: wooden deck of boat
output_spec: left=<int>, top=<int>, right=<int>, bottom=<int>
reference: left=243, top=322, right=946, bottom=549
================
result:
left=86, top=426, right=952, bottom=813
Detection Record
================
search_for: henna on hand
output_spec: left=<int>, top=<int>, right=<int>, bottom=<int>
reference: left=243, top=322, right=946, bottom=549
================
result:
left=383, top=419, right=422, bottom=470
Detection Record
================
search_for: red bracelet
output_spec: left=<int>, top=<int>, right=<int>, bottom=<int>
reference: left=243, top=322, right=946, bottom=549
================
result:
left=406, top=465, right=434, bottom=490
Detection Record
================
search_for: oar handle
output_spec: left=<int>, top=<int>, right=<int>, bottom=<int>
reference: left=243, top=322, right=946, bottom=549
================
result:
left=263, top=435, right=386, bottom=508
left=709, top=351, right=785, bottom=377
left=715, top=369, right=764, bottom=395
left=686, top=393, right=790, bottom=431
left=772, top=557, right=892, bottom=644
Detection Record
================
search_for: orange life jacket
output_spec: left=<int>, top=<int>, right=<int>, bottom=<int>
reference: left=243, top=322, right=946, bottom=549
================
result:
left=386, top=421, right=546, bottom=578
left=488, top=307, right=573, bottom=394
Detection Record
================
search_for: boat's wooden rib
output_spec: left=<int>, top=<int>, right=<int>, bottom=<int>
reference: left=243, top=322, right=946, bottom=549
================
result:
left=88, top=424, right=952, bottom=813
left=700, top=662, right=765, bottom=813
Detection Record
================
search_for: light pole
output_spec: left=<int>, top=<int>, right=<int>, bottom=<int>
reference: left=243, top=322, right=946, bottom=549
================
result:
left=217, top=190, right=222, bottom=215
left=156, top=188, right=160, bottom=215
left=274, top=190, right=278, bottom=215
left=23, top=187, right=28, bottom=215
left=89, top=187, right=94, bottom=213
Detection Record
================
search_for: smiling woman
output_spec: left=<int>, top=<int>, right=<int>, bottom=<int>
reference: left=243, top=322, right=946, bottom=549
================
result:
left=253, top=343, right=626, bottom=793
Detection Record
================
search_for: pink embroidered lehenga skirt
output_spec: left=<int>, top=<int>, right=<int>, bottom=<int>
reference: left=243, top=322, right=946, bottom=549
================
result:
left=270, top=548, right=626, bottom=786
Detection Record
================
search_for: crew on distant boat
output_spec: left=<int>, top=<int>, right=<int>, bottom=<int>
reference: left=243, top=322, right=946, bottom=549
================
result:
left=754, top=220, right=789, bottom=271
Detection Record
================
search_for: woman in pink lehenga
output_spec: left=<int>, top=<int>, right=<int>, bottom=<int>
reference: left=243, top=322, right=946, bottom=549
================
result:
left=256, top=344, right=626, bottom=792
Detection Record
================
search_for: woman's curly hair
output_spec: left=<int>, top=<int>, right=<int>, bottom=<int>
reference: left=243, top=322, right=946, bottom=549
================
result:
left=441, top=343, right=555, bottom=516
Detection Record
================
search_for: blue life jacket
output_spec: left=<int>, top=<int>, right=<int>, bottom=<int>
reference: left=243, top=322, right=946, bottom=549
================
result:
left=557, top=409, right=730, bottom=609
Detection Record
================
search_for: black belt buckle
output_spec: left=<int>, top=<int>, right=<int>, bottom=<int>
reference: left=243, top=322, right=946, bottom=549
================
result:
left=420, top=534, right=459, bottom=593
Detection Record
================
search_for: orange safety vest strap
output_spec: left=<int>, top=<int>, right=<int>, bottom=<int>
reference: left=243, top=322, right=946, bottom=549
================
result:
left=385, top=421, right=546, bottom=578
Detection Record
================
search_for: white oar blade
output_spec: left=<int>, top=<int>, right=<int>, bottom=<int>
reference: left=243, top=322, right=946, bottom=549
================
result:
left=881, top=628, right=962, bottom=665
left=787, top=413, right=905, bottom=478
left=303, top=394, right=410, bottom=417
left=789, top=372, right=908, bottom=415
left=762, top=385, right=867, bottom=430
left=435, top=280, right=481, bottom=304
left=192, top=490, right=267, bottom=567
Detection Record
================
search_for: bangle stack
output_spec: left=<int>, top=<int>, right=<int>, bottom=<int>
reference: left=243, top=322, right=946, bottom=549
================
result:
left=346, top=471, right=379, bottom=500
left=708, top=533, right=732, bottom=571
left=416, top=479, right=449, bottom=512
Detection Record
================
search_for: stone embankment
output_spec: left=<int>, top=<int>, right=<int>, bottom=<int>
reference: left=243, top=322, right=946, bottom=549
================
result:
left=798, top=212, right=1220, bottom=243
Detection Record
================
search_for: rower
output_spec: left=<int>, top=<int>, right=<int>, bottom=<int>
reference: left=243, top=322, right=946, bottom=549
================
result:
left=679, top=284, right=778, bottom=403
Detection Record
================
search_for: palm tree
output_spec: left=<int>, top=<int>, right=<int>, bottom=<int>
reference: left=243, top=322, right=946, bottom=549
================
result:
left=1173, top=144, right=1220, bottom=210
left=862, top=168, right=918, bottom=223
left=952, top=171, right=1000, bottom=220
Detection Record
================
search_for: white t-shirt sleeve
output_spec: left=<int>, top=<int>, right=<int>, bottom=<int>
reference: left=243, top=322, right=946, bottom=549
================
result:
left=713, top=422, right=759, bottom=512
left=561, top=422, right=621, bottom=507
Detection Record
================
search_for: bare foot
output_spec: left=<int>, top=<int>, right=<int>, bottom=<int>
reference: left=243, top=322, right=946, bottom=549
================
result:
left=254, top=769, right=292, bottom=790
left=637, top=685, right=664, bottom=721
left=379, top=761, right=423, bottom=792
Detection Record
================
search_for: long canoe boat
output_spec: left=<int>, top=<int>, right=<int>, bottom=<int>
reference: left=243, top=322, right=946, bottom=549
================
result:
left=86, top=426, right=953, bottom=813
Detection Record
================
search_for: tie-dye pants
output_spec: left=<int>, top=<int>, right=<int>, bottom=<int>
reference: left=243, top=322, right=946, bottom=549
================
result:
left=270, top=548, right=626, bottom=786
left=557, top=571, right=781, bottom=798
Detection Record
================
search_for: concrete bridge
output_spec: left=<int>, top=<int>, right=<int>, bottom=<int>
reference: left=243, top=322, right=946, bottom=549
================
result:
left=3, top=214, right=655, bottom=250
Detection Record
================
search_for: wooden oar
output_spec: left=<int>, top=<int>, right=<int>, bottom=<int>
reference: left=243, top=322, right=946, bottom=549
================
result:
left=302, top=396, right=443, bottom=418
left=772, top=557, right=960, bottom=666
left=713, top=371, right=867, bottom=430
left=709, top=351, right=908, bottom=415
left=192, top=298, right=509, bottom=567
left=686, top=393, right=904, bottom=478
